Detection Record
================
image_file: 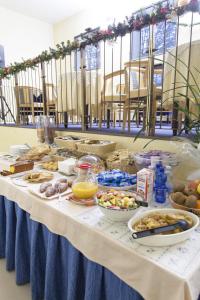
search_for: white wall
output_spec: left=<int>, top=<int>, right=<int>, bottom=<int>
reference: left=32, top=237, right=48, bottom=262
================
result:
left=53, top=0, right=158, bottom=44
left=0, top=6, right=53, bottom=65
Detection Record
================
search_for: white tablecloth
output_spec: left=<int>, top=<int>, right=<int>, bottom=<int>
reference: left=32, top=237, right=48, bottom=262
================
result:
left=0, top=172, right=200, bottom=300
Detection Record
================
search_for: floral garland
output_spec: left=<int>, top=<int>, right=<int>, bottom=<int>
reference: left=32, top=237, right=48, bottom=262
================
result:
left=0, top=0, right=199, bottom=79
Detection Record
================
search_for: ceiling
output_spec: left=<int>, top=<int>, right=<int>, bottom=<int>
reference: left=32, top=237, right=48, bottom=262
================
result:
left=0, top=0, right=158, bottom=24
left=0, top=0, right=94, bottom=24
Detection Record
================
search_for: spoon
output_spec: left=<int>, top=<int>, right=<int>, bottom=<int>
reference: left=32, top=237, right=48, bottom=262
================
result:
left=132, top=220, right=189, bottom=239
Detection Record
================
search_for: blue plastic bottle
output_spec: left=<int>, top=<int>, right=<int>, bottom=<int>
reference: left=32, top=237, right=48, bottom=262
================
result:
left=154, top=162, right=167, bottom=204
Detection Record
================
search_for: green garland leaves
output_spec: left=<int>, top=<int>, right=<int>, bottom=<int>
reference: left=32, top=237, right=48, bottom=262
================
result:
left=0, top=0, right=199, bottom=79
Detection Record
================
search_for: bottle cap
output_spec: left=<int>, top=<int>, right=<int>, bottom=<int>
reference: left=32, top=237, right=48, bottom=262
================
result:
left=79, top=163, right=92, bottom=169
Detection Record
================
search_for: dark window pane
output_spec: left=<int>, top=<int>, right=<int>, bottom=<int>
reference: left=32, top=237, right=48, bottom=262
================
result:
left=141, top=26, right=150, bottom=57
left=131, top=20, right=177, bottom=59
left=155, top=21, right=177, bottom=54
left=74, top=45, right=101, bottom=71
left=85, top=45, right=101, bottom=70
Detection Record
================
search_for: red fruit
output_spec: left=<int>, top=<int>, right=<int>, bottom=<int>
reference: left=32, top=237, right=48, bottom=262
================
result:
left=187, top=180, right=200, bottom=191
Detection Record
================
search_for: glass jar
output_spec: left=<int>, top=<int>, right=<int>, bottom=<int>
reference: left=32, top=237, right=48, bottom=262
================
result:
left=72, top=163, right=98, bottom=199
left=36, top=115, right=45, bottom=143
left=44, top=116, right=55, bottom=145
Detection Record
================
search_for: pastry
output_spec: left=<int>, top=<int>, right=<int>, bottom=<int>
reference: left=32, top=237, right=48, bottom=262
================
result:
left=57, top=178, right=68, bottom=184
left=42, top=161, right=58, bottom=171
left=24, top=172, right=53, bottom=183
left=56, top=183, right=68, bottom=193
left=40, top=183, right=52, bottom=193
left=18, top=145, right=51, bottom=161
left=45, top=187, right=56, bottom=197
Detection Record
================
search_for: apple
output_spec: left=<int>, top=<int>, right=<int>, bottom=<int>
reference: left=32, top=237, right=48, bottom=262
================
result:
left=188, top=180, right=200, bottom=191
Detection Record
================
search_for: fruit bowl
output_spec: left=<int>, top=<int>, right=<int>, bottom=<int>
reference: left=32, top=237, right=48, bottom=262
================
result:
left=169, top=195, right=200, bottom=216
left=169, top=180, right=200, bottom=216
left=96, top=190, right=143, bottom=222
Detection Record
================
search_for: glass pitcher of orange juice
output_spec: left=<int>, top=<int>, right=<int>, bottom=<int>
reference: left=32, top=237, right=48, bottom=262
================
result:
left=72, top=163, right=98, bottom=199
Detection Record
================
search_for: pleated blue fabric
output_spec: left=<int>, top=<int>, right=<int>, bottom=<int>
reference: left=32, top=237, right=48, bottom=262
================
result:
left=0, top=195, right=6, bottom=258
left=0, top=196, right=144, bottom=300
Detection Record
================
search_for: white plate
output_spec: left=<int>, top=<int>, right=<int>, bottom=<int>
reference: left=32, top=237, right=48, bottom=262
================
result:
left=128, top=208, right=199, bottom=247
left=29, top=187, right=71, bottom=200
left=10, top=173, right=30, bottom=187
left=10, top=171, right=53, bottom=187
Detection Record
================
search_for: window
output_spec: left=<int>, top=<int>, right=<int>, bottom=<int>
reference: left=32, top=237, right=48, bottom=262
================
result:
left=74, top=45, right=101, bottom=71
left=132, top=21, right=177, bottom=59
left=141, top=26, right=150, bottom=57
left=131, top=21, right=177, bottom=86
left=155, top=21, right=177, bottom=55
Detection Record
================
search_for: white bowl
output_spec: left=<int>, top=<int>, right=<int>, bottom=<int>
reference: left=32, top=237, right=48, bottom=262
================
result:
left=98, top=205, right=141, bottom=222
left=128, top=208, right=199, bottom=247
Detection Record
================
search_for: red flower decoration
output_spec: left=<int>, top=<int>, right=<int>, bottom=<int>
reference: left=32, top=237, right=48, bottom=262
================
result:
left=160, top=7, right=169, bottom=14
left=133, top=19, right=142, bottom=30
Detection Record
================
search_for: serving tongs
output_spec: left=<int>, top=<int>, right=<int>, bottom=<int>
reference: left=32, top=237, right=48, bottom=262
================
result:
left=132, top=220, right=189, bottom=239
left=135, top=200, right=148, bottom=207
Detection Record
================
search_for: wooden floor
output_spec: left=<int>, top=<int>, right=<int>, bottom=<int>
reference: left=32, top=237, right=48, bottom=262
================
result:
left=0, top=259, right=31, bottom=300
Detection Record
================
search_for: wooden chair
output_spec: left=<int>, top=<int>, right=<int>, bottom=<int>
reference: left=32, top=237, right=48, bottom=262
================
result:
left=123, top=60, right=163, bottom=131
left=14, top=84, right=57, bottom=124
left=14, top=86, right=43, bottom=124
left=99, top=70, right=126, bottom=128
left=123, top=63, right=149, bottom=130
left=45, top=83, right=57, bottom=116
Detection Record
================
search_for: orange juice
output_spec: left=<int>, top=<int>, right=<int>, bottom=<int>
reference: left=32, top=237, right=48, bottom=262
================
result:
left=72, top=182, right=98, bottom=199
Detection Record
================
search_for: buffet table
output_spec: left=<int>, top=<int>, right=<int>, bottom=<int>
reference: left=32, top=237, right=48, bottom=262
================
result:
left=1, top=174, right=200, bottom=300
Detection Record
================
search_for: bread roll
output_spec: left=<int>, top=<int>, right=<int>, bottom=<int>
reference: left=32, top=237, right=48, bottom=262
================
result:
left=40, top=183, right=52, bottom=193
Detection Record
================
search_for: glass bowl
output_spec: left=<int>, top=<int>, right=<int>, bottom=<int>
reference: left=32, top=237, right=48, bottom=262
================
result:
left=133, top=150, right=179, bottom=171
left=77, top=155, right=105, bottom=174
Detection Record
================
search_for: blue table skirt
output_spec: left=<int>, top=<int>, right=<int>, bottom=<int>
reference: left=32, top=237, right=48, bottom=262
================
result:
left=0, top=196, right=144, bottom=300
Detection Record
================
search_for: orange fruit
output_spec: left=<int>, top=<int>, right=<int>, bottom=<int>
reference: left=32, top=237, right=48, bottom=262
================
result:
left=196, top=200, right=200, bottom=209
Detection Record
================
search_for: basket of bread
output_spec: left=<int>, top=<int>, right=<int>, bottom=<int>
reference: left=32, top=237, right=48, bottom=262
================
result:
left=77, top=140, right=116, bottom=158
left=55, top=136, right=86, bottom=150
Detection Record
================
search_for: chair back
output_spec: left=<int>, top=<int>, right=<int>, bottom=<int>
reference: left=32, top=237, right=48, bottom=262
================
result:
left=102, top=70, right=125, bottom=99
left=124, top=65, right=148, bottom=92
left=14, top=86, right=40, bottom=105
left=45, top=83, right=57, bottom=104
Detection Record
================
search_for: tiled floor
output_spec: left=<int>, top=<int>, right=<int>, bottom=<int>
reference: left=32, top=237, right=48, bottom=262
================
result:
left=0, top=259, right=31, bottom=300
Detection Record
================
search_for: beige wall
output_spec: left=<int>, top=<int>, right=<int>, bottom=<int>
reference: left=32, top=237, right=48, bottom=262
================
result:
left=53, top=1, right=155, bottom=44
left=0, top=126, right=181, bottom=153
